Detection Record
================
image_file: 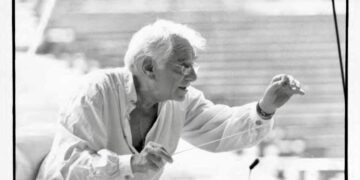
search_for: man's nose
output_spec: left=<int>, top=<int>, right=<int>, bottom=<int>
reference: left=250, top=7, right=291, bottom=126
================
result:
left=185, top=67, right=197, bottom=82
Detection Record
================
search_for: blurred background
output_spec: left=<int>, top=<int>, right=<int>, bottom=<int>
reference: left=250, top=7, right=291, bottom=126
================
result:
left=16, top=0, right=345, bottom=179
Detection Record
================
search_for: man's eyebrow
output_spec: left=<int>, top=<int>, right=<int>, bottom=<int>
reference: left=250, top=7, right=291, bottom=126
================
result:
left=178, top=57, right=197, bottom=64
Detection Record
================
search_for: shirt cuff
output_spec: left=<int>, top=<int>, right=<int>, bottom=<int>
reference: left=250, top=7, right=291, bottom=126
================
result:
left=118, top=154, right=134, bottom=179
left=249, top=102, right=274, bottom=126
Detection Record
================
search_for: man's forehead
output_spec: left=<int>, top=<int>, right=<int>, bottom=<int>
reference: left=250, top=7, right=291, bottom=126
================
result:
left=171, top=35, right=196, bottom=62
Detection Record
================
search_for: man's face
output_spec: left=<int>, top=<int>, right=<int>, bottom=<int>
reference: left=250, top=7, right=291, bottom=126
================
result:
left=153, top=36, right=198, bottom=101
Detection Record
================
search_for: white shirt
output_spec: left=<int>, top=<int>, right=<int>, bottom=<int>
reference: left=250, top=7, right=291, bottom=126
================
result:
left=36, top=68, right=274, bottom=180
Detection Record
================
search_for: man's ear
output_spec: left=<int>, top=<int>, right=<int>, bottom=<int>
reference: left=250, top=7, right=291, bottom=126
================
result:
left=142, top=57, right=156, bottom=79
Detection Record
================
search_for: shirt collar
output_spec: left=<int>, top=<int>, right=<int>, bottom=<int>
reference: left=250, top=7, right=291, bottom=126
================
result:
left=122, top=68, right=137, bottom=113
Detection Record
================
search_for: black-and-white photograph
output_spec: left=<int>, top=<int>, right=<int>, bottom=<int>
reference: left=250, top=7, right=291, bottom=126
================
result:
left=5, top=0, right=357, bottom=179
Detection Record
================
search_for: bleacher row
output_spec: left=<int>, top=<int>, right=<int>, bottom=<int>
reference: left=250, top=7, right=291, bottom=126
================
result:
left=45, top=11, right=345, bottom=157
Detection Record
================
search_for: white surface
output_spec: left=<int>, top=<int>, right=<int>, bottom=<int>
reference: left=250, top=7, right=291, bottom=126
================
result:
left=16, top=124, right=56, bottom=180
left=0, top=0, right=13, bottom=179
left=349, top=0, right=360, bottom=179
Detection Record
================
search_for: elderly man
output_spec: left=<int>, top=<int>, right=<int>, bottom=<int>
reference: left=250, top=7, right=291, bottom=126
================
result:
left=36, top=20, right=304, bottom=180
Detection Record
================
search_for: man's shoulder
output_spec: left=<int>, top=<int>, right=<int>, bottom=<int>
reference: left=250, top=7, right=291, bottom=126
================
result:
left=83, top=67, right=130, bottom=87
left=65, top=67, right=129, bottom=99
left=86, top=67, right=127, bottom=80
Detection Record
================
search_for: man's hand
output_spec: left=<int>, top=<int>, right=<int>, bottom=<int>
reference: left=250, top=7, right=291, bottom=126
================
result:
left=131, top=141, right=173, bottom=173
left=259, top=74, right=305, bottom=114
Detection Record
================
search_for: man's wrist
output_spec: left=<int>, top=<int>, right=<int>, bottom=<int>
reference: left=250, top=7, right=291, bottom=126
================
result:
left=257, top=101, right=275, bottom=120
left=258, top=99, right=276, bottom=114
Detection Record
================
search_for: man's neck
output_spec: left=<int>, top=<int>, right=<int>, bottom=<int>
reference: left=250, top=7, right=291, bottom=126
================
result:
left=133, top=75, right=159, bottom=110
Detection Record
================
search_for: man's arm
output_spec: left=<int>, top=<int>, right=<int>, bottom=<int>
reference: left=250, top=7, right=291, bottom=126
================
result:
left=37, top=74, right=134, bottom=180
left=38, top=125, right=134, bottom=180
left=181, top=74, right=304, bottom=152
left=181, top=87, right=274, bottom=152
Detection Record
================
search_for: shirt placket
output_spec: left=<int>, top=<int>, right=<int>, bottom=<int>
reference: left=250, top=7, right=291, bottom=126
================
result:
left=124, top=103, right=139, bottom=154
left=120, top=70, right=139, bottom=154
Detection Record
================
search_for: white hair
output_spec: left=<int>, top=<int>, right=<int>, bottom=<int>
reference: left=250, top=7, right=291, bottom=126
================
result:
left=124, top=19, right=206, bottom=74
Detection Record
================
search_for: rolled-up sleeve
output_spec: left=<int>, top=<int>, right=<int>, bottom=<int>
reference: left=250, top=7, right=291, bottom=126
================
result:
left=181, top=87, right=274, bottom=152
left=37, top=74, right=134, bottom=180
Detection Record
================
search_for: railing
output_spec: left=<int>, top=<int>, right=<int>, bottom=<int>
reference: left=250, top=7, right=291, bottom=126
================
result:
left=276, top=157, right=344, bottom=180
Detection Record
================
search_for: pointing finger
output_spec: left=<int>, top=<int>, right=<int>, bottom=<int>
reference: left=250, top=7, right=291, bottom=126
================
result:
left=291, top=78, right=305, bottom=95
left=156, top=148, right=173, bottom=163
left=298, top=88, right=305, bottom=95
left=148, top=143, right=173, bottom=163
left=158, top=146, right=174, bottom=163
left=294, top=79, right=301, bottom=88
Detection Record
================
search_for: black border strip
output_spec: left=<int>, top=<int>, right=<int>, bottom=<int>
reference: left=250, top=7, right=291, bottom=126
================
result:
left=345, top=0, right=348, bottom=179
left=12, top=0, right=16, bottom=179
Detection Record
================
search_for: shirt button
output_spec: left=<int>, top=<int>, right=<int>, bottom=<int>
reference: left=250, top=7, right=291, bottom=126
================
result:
left=255, top=120, right=262, bottom=126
